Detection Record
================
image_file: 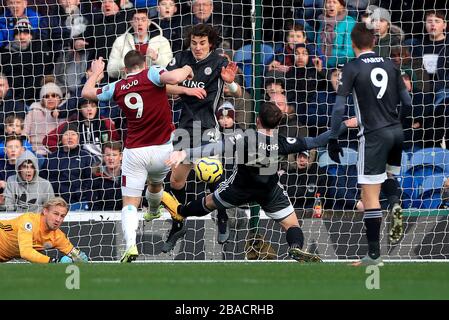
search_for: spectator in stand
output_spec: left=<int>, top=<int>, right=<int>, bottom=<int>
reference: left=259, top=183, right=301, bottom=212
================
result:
left=53, top=36, right=90, bottom=98
left=153, top=0, right=183, bottom=53
left=182, top=0, right=245, bottom=50
left=285, top=44, right=327, bottom=105
left=91, top=141, right=123, bottom=211
left=23, top=82, right=64, bottom=156
left=82, top=0, right=130, bottom=67
left=0, top=0, right=49, bottom=48
left=268, top=23, right=326, bottom=74
left=2, top=150, right=54, bottom=212
left=40, top=123, right=95, bottom=209
left=47, top=0, right=91, bottom=53
left=279, top=151, right=326, bottom=210
left=0, top=18, right=54, bottom=105
left=316, top=0, right=356, bottom=68
left=264, top=78, right=286, bottom=100
left=0, top=135, right=26, bottom=205
left=0, top=74, right=27, bottom=140
left=417, top=10, right=447, bottom=94
left=270, top=92, right=307, bottom=138
left=43, top=98, right=119, bottom=162
left=365, top=6, right=403, bottom=59
left=390, top=46, right=425, bottom=93
left=400, top=72, right=427, bottom=152
left=0, top=115, right=33, bottom=158
left=107, top=8, right=173, bottom=79
left=217, top=48, right=254, bottom=129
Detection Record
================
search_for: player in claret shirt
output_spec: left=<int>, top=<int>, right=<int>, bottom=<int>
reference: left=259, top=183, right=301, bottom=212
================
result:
left=82, top=50, right=197, bottom=262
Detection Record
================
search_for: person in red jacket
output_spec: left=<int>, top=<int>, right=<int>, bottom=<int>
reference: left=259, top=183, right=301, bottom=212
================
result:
left=43, top=98, right=119, bottom=163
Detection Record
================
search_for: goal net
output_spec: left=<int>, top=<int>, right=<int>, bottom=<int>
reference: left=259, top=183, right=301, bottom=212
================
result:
left=1, top=0, right=448, bottom=262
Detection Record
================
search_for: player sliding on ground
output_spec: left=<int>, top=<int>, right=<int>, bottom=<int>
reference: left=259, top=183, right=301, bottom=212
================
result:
left=0, top=197, right=88, bottom=263
left=161, top=102, right=357, bottom=262
left=82, top=51, right=202, bottom=263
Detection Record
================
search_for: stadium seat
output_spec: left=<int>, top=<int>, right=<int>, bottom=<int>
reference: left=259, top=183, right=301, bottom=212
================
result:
left=408, top=147, right=449, bottom=174
left=317, top=148, right=358, bottom=167
left=233, top=44, right=274, bottom=89
left=317, top=149, right=359, bottom=210
left=412, top=173, right=445, bottom=209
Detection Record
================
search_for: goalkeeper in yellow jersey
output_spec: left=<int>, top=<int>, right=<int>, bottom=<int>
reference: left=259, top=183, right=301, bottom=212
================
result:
left=0, top=197, right=88, bottom=263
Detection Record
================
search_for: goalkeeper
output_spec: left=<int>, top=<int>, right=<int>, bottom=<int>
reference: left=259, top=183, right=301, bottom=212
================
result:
left=0, top=197, right=88, bottom=263
left=162, top=102, right=357, bottom=261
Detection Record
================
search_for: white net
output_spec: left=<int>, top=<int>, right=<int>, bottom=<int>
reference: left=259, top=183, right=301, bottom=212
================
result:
left=0, top=0, right=448, bottom=261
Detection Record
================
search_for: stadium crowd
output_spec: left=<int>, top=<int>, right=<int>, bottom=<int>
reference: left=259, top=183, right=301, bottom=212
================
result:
left=0, top=0, right=448, bottom=215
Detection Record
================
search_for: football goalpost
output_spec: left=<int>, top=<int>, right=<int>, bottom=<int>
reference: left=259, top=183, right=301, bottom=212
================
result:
left=1, top=0, right=448, bottom=262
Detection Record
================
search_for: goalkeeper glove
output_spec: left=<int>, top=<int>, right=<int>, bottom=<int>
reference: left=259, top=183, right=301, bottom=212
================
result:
left=49, top=256, right=73, bottom=263
left=327, top=139, right=343, bottom=164
left=68, top=247, right=89, bottom=262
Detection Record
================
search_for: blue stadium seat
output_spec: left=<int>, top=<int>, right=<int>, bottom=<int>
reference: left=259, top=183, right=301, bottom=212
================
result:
left=408, top=147, right=449, bottom=174
left=317, top=149, right=359, bottom=210
left=412, top=173, right=445, bottom=209
left=317, top=148, right=358, bottom=168
left=233, top=44, right=274, bottom=89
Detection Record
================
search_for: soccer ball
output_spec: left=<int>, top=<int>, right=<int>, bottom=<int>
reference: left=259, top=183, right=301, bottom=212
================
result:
left=194, top=157, right=223, bottom=184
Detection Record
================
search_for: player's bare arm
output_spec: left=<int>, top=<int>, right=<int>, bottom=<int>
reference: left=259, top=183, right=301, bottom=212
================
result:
left=82, top=57, right=106, bottom=101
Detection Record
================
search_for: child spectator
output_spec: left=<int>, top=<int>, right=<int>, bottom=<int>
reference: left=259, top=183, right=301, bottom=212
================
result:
left=268, top=23, right=326, bottom=73
left=24, top=82, right=64, bottom=156
left=0, top=115, right=33, bottom=158
left=40, top=123, right=95, bottom=209
left=316, top=0, right=356, bottom=68
left=0, top=135, right=26, bottom=204
left=154, top=0, right=183, bottom=53
left=43, top=98, right=119, bottom=162
left=91, top=141, right=123, bottom=211
left=419, top=10, right=447, bottom=93
left=285, top=44, right=327, bottom=105
left=2, top=150, right=54, bottom=212
left=216, top=101, right=235, bottom=130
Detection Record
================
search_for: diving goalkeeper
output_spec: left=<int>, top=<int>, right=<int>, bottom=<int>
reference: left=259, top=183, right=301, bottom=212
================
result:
left=0, top=197, right=88, bottom=263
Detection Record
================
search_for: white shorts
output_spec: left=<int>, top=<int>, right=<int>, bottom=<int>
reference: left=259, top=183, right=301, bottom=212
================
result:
left=121, top=142, right=173, bottom=197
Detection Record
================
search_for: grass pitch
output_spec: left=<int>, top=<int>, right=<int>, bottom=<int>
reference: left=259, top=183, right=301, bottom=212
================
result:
left=1, top=262, right=448, bottom=300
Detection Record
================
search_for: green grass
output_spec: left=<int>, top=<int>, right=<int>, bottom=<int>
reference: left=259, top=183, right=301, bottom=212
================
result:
left=1, top=262, right=448, bottom=300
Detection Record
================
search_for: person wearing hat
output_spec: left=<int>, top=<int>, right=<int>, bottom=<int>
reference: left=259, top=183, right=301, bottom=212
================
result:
left=107, top=8, right=173, bottom=79
left=23, top=83, right=64, bottom=156
left=0, top=0, right=49, bottom=48
left=366, top=5, right=403, bottom=58
left=216, top=101, right=235, bottom=129
left=40, top=122, right=95, bottom=207
left=0, top=17, right=54, bottom=106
